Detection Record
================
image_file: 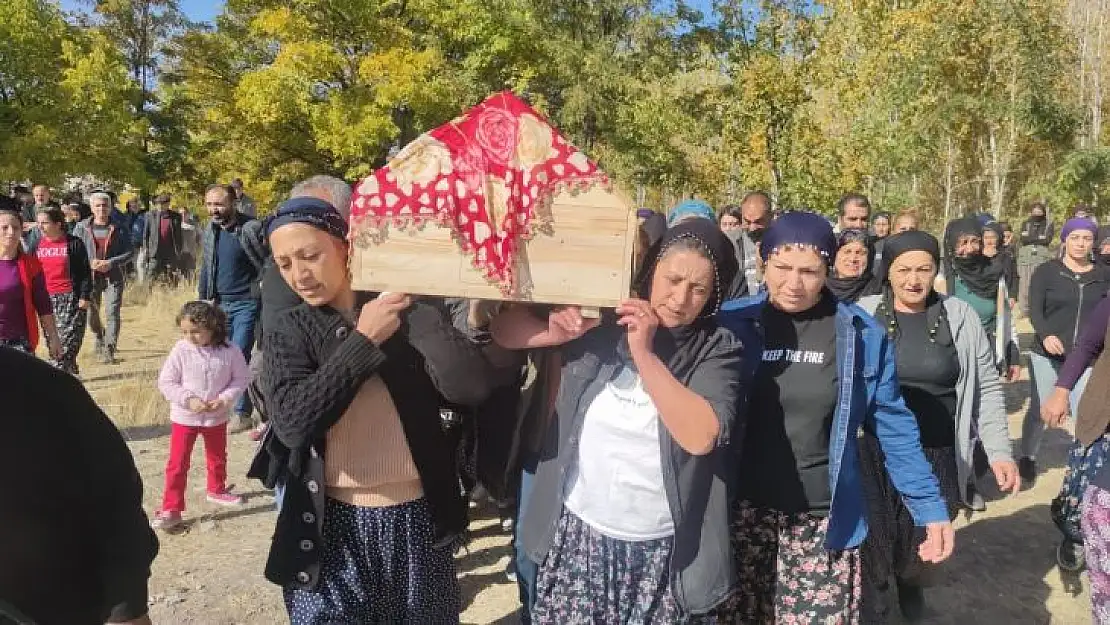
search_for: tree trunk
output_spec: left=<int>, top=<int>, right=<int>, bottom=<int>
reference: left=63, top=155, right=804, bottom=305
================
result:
left=1095, top=0, right=1106, bottom=145
left=943, top=137, right=955, bottom=225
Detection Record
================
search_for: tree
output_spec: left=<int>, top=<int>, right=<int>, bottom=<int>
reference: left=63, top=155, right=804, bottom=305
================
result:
left=0, top=0, right=143, bottom=184
left=78, top=0, right=189, bottom=194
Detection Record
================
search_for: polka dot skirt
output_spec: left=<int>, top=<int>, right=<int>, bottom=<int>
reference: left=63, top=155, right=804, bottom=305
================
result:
left=284, top=497, right=460, bottom=624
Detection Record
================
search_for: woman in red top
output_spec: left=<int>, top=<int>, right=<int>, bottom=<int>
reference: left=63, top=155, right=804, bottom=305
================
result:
left=32, top=207, right=93, bottom=374
left=0, top=204, right=61, bottom=361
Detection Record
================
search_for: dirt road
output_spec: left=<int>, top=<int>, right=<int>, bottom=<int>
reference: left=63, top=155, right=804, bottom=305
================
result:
left=80, top=293, right=1092, bottom=624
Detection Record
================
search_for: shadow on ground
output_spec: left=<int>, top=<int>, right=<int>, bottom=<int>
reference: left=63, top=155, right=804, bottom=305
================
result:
left=922, top=504, right=1057, bottom=624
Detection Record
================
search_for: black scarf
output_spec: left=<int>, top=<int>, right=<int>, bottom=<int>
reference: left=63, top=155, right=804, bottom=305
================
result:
left=871, top=230, right=953, bottom=345
left=623, top=218, right=740, bottom=379
left=944, top=217, right=1001, bottom=300
left=826, top=229, right=881, bottom=303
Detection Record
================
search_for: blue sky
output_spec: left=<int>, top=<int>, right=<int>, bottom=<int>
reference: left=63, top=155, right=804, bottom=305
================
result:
left=60, top=0, right=222, bottom=23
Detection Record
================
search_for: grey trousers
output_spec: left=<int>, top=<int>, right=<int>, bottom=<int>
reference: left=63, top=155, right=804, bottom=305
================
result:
left=89, top=275, right=124, bottom=351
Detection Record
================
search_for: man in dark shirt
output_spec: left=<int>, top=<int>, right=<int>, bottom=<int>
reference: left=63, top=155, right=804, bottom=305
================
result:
left=73, top=192, right=133, bottom=364
left=198, top=183, right=266, bottom=427
left=1018, top=201, right=1054, bottom=314
left=141, top=194, right=183, bottom=286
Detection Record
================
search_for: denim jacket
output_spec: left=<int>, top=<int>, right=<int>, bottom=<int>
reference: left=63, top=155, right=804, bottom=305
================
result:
left=717, top=292, right=948, bottom=550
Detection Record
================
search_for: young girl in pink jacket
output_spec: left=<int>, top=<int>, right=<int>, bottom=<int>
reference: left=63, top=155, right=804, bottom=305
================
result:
left=153, top=301, right=251, bottom=530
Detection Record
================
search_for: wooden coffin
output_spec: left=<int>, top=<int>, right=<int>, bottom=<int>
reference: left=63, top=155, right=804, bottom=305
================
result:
left=350, top=185, right=638, bottom=307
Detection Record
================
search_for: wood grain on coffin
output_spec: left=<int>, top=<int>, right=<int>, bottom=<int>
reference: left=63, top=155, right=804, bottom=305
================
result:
left=350, top=187, right=637, bottom=307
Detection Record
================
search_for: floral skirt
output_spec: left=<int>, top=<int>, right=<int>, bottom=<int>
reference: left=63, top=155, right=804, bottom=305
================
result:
left=531, top=508, right=681, bottom=624
left=1053, top=434, right=1110, bottom=544
left=48, top=291, right=87, bottom=375
left=1083, top=484, right=1110, bottom=624
left=284, top=497, right=459, bottom=625
left=858, top=435, right=961, bottom=622
left=715, top=501, right=861, bottom=624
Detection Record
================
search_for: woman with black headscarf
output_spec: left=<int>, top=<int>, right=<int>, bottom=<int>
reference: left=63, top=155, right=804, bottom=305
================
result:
left=982, top=221, right=1018, bottom=302
left=857, top=231, right=1018, bottom=622
left=491, top=219, right=744, bottom=622
left=940, top=217, right=1020, bottom=381
left=827, top=228, right=882, bottom=302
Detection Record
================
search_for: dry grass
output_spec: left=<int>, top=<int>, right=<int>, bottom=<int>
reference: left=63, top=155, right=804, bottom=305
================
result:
left=76, top=279, right=197, bottom=429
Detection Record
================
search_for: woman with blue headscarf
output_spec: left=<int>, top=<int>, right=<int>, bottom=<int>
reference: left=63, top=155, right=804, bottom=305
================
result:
left=666, top=199, right=716, bottom=227
left=251, top=197, right=500, bottom=623
left=716, top=212, right=951, bottom=623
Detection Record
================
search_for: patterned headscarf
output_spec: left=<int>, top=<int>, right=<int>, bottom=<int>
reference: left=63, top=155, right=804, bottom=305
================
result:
left=265, top=197, right=348, bottom=242
left=759, top=211, right=838, bottom=264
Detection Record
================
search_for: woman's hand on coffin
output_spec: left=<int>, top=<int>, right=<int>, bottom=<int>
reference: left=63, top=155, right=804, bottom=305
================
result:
left=616, top=298, right=659, bottom=358
left=358, top=292, right=413, bottom=346
left=546, top=306, right=599, bottom=345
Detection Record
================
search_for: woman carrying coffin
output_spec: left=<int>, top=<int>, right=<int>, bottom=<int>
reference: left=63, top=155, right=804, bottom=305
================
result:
left=254, top=197, right=499, bottom=624
left=491, top=219, right=745, bottom=623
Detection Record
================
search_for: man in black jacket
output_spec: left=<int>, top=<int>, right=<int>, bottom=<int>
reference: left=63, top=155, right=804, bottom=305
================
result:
left=1018, top=201, right=1055, bottom=314
left=141, top=193, right=184, bottom=285
left=0, top=347, right=158, bottom=625
left=199, top=183, right=266, bottom=428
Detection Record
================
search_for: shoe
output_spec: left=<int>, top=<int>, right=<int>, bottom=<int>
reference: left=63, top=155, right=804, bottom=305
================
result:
left=504, top=558, right=517, bottom=583
left=1018, top=457, right=1037, bottom=486
left=501, top=516, right=515, bottom=533
left=206, top=490, right=245, bottom=506
left=97, top=348, right=116, bottom=365
left=1057, top=538, right=1086, bottom=572
left=247, top=422, right=268, bottom=441
left=151, top=510, right=183, bottom=530
left=897, top=581, right=926, bottom=622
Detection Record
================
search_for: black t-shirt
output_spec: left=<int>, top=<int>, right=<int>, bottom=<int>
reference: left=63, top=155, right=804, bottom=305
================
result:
left=740, top=295, right=838, bottom=515
left=893, top=310, right=960, bottom=448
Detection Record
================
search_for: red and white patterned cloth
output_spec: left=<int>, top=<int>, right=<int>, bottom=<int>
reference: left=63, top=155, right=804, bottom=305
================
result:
left=350, top=91, right=608, bottom=293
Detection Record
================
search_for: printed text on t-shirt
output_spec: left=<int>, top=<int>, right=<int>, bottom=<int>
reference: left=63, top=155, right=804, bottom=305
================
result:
left=762, top=349, right=826, bottom=364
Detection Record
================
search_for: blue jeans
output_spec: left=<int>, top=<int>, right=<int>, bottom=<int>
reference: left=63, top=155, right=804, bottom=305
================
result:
left=514, top=461, right=538, bottom=624
left=219, top=299, right=259, bottom=416
left=1024, top=351, right=1092, bottom=459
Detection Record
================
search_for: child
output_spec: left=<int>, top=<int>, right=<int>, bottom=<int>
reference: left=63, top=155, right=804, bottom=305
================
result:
left=153, top=300, right=251, bottom=530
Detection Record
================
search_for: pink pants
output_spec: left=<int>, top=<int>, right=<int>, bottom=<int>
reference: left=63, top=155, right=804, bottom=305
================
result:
left=162, top=422, right=229, bottom=512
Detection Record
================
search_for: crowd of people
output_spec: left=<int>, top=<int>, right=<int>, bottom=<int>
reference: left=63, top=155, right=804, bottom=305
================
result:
left=5, top=175, right=1110, bottom=625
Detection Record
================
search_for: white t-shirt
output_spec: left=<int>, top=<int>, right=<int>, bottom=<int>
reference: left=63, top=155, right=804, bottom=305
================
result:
left=564, top=366, right=675, bottom=541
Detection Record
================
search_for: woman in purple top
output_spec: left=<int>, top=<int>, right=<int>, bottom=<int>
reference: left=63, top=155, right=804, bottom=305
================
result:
left=0, top=203, right=61, bottom=359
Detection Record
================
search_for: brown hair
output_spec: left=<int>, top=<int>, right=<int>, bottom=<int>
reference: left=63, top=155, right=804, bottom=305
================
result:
left=176, top=301, right=230, bottom=347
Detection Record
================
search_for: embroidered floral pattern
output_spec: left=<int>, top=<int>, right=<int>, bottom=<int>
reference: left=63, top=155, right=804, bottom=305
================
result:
left=531, top=508, right=682, bottom=624
left=350, top=91, right=608, bottom=293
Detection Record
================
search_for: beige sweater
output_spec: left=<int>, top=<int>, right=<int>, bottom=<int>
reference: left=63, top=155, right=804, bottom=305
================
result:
left=324, top=375, right=424, bottom=507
